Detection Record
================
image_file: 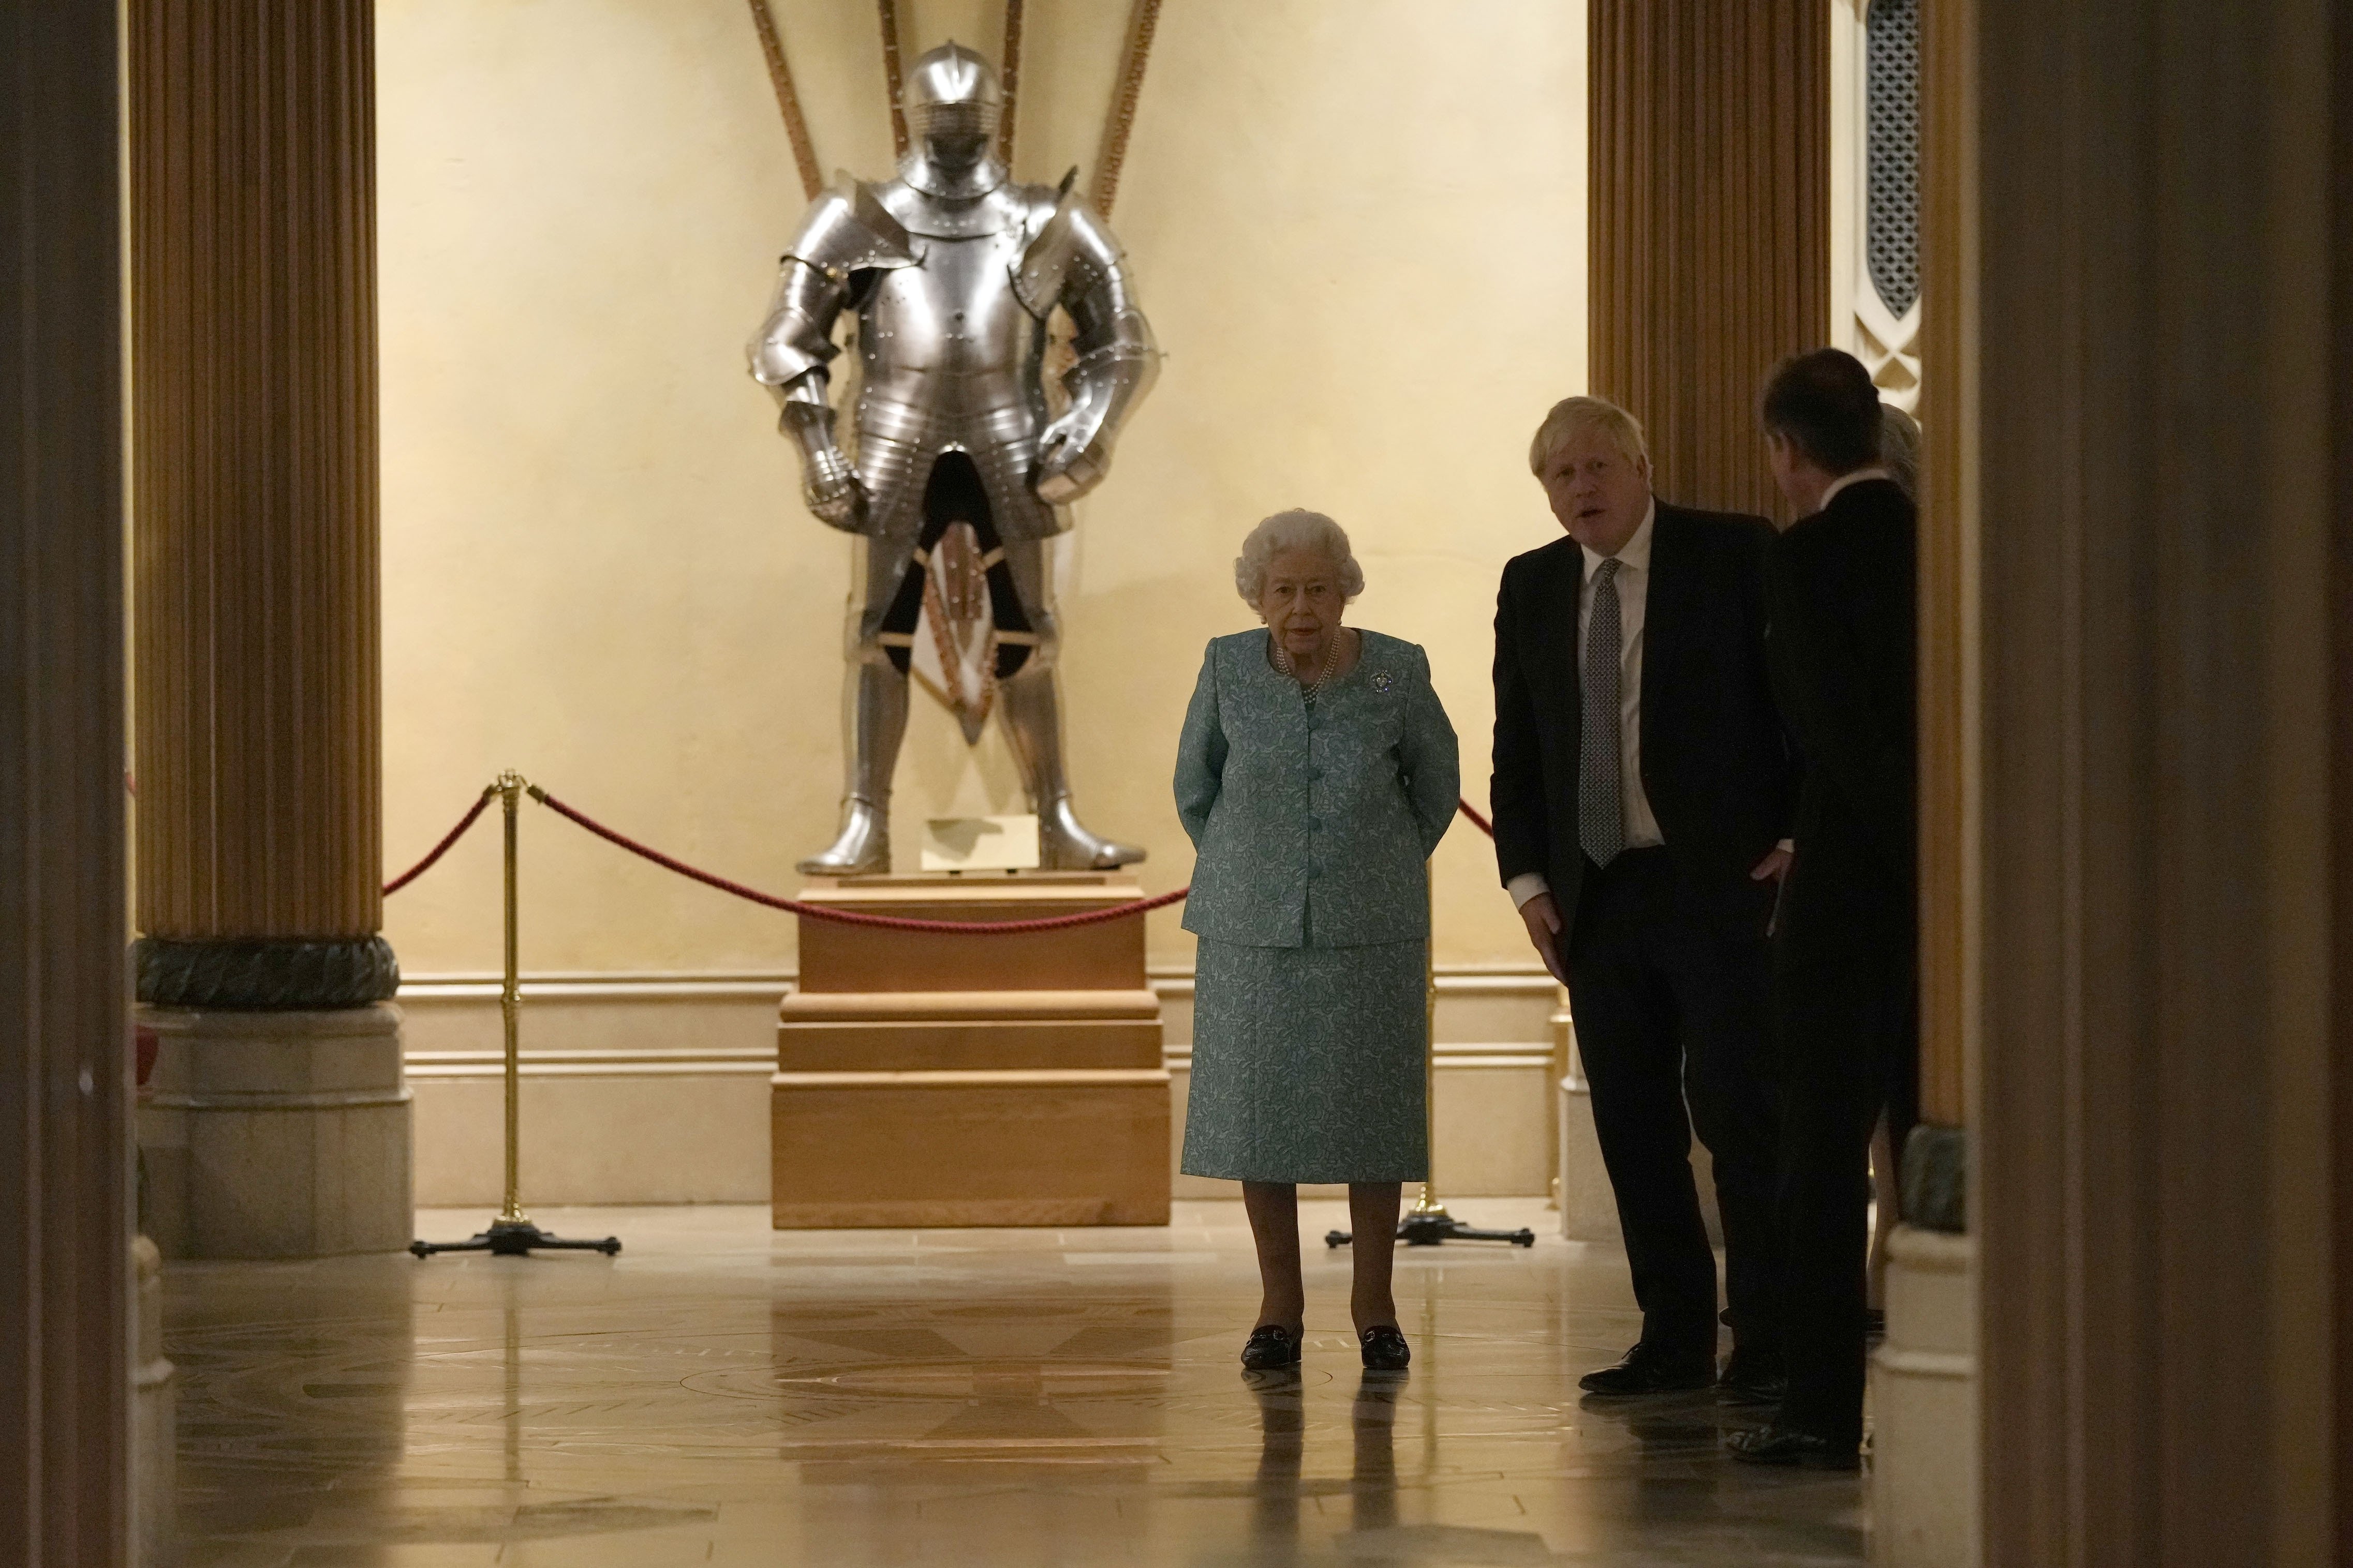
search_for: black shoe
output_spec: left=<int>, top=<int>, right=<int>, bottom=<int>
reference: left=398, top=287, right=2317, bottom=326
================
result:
left=1358, top=1325, right=1410, bottom=1371
left=1240, top=1324, right=1302, bottom=1370
left=1716, top=1349, right=1787, bottom=1408
left=1725, top=1421, right=1861, bottom=1470
left=1578, top=1342, right=1715, bottom=1396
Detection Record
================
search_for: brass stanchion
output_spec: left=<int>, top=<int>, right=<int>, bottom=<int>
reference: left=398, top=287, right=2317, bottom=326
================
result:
left=412, top=772, right=620, bottom=1260
left=1327, top=868, right=1534, bottom=1250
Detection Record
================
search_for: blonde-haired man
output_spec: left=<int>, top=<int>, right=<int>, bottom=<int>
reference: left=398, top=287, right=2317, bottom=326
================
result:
left=1491, top=394, right=1796, bottom=1405
left=1525, top=393, right=1650, bottom=476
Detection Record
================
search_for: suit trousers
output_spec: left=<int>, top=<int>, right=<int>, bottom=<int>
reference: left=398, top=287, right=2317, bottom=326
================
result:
left=1772, top=914, right=1919, bottom=1446
left=1566, top=847, right=1782, bottom=1362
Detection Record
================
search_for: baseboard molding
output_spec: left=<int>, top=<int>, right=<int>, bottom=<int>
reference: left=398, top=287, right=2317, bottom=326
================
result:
left=397, top=973, right=804, bottom=1004
left=406, top=1041, right=1551, bottom=1081
left=394, top=964, right=1561, bottom=1078
left=398, top=964, right=1563, bottom=1204
left=396, top=962, right=1557, bottom=999
left=406, top=1047, right=776, bottom=1079
left=1162, top=1042, right=1551, bottom=1071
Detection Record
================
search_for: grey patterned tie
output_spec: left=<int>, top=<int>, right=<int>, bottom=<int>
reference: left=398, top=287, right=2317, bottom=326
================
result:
left=1578, top=557, right=1625, bottom=867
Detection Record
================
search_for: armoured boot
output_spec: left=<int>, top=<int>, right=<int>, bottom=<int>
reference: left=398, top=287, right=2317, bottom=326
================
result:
left=800, top=662, right=909, bottom=876
left=996, top=668, right=1145, bottom=870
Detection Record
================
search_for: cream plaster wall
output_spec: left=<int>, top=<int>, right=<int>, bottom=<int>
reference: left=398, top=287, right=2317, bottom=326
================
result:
left=378, top=0, right=1587, bottom=981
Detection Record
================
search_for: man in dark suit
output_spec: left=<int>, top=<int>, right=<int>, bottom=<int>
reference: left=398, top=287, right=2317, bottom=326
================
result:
left=1491, top=396, right=1794, bottom=1404
left=1726, top=349, right=1918, bottom=1470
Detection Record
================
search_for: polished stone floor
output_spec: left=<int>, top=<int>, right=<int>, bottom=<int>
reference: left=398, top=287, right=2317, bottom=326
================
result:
left=166, top=1200, right=1866, bottom=1566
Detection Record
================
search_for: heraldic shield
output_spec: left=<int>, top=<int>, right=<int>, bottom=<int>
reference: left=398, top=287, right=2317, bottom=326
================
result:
left=877, top=450, right=1038, bottom=746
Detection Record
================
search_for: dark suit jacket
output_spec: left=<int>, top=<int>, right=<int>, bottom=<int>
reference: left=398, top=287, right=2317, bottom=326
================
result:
left=1490, top=500, right=1795, bottom=934
left=1764, top=476, right=1918, bottom=955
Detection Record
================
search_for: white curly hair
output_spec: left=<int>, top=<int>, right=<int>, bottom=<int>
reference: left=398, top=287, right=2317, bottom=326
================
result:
left=1233, top=509, right=1365, bottom=605
left=1880, top=403, right=1922, bottom=500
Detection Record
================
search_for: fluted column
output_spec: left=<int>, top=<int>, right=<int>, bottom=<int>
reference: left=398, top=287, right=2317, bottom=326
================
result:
left=1, top=0, right=133, bottom=1554
left=131, top=0, right=410, bottom=1259
left=1960, top=0, right=2339, bottom=1560
left=1867, top=4, right=1980, bottom=1562
left=1904, top=0, right=1976, bottom=1212
left=1589, top=0, right=1829, bottom=518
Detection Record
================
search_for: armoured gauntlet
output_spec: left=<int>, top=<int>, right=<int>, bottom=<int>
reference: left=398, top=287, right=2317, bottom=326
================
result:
left=1032, top=410, right=1106, bottom=504
left=780, top=382, right=866, bottom=532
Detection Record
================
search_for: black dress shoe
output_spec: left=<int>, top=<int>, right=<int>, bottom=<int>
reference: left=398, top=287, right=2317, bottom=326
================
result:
left=1716, top=1349, right=1787, bottom=1407
left=1725, top=1422, right=1861, bottom=1470
left=1578, top=1342, right=1715, bottom=1396
left=1240, top=1324, right=1303, bottom=1370
left=1358, top=1325, right=1410, bottom=1371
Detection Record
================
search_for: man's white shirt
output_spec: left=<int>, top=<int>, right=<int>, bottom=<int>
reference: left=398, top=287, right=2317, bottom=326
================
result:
left=1506, top=500, right=1664, bottom=912
left=1816, top=466, right=1892, bottom=511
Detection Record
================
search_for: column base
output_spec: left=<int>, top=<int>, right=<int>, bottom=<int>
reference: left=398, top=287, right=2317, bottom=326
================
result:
left=1871, top=1224, right=1979, bottom=1566
left=133, top=1236, right=177, bottom=1567
left=138, top=1003, right=412, bottom=1259
left=1555, top=1076, right=1721, bottom=1245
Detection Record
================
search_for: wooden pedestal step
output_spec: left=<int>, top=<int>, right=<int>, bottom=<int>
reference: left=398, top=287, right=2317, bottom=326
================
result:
left=779, top=988, right=1163, bottom=1071
left=773, top=874, right=1172, bottom=1229
left=791, top=872, right=1150, bottom=993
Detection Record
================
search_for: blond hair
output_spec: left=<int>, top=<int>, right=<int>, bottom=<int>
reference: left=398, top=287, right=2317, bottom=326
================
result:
left=1528, top=395, right=1650, bottom=476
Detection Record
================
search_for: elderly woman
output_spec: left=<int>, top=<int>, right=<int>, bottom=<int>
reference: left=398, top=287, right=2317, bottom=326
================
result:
left=1174, top=509, right=1460, bottom=1372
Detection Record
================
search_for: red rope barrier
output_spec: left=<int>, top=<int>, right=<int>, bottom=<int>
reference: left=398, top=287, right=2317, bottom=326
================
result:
left=383, top=786, right=498, bottom=897
left=377, top=782, right=1495, bottom=920
left=528, top=785, right=1190, bottom=934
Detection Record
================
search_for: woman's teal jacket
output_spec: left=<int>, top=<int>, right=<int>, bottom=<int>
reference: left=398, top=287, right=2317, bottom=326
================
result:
left=1173, top=628, right=1459, bottom=948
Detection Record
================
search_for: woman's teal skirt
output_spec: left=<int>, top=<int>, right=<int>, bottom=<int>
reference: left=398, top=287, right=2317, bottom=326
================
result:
left=1180, top=936, right=1429, bottom=1184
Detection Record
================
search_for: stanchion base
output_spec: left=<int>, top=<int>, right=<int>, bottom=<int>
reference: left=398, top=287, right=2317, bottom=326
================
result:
left=410, top=1218, right=621, bottom=1259
left=1325, top=1207, right=1537, bottom=1249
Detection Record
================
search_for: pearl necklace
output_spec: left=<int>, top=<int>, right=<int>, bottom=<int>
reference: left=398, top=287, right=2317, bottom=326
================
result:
left=1271, top=632, right=1338, bottom=704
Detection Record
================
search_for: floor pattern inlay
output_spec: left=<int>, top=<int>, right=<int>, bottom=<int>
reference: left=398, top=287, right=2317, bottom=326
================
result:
left=166, top=1201, right=1867, bottom=1566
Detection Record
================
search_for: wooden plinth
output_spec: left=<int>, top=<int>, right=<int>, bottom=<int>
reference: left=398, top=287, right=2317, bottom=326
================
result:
left=774, top=873, right=1171, bottom=1228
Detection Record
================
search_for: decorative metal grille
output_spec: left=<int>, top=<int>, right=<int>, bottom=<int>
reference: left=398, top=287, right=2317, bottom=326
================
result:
left=1865, top=0, right=1921, bottom=318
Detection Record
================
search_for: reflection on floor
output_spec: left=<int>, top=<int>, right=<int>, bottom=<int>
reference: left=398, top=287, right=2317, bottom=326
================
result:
left=167, top=1200, right=1865, bottom=1566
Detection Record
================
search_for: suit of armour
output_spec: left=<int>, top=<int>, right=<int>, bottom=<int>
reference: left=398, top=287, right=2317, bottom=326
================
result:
left=748, top=43, right=1158, bottom=874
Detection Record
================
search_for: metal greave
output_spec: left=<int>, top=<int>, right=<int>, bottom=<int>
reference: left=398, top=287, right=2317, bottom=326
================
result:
left=995, top=666, right=1068, bottom=808
left=798, top=661, right=907, bottom=875
left=844, top=658, right=909, bottom=808
left=995, top=667, right=1144, bottom=870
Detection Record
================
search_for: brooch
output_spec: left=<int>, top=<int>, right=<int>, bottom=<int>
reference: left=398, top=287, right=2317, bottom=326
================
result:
left=1372, top=672, right=1393, bottom=693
